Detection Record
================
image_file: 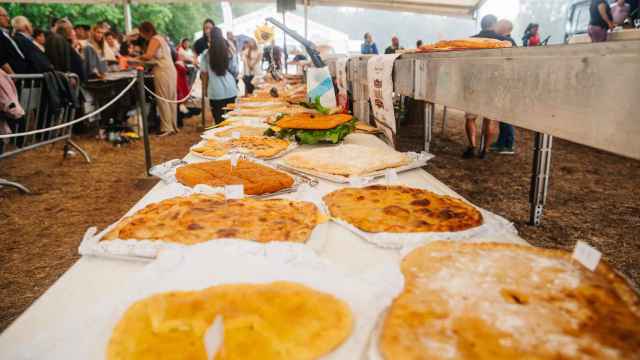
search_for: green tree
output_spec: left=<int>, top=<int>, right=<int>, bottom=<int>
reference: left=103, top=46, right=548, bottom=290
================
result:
left=161, top=3, right=222, bottom=42
left=0, top=2, right=232, bottom=41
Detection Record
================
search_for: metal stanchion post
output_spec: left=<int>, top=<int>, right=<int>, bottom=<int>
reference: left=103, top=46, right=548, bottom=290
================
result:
left=441, top=106, right=448, bottom=135
left=201, top=80, right=206, bottom=129
left=136, top=69, right=152, bottom=176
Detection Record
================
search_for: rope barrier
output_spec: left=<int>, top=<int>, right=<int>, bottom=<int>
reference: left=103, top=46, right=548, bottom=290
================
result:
left=143, top=70, right=201, bottom=104
left=0, top=76, right=138, bottom=139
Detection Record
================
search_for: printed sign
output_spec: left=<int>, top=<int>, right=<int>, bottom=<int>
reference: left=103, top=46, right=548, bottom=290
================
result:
left=367, top=54, right=402, bottom=146
left=572, top=241, right=602, bottom=272
left=335, top=57, right=349, bottom=112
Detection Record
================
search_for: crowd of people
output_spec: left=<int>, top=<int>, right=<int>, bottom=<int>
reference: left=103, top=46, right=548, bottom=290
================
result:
left=0, top=9, right=288, bottom=138
left=359, top=16, right=529, bottom=158
left=360, top=21, right=544, bottom=57
left=4, top=2, right=637, bottom=152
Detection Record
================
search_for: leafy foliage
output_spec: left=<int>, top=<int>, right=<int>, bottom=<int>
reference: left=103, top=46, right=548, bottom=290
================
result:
left=268, top=119, right=357, bottom=145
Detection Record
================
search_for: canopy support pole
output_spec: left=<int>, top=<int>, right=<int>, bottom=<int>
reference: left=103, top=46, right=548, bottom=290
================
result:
left=304, top=0, right=309, bottom=39
left=124, top=0, right=132, bottom=33
left=283, top=11, right=288, bottom=75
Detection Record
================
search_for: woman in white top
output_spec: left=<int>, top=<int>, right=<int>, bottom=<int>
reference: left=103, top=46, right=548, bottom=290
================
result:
left=241, top=38, right=262, bottom=95
left=200, top=27, right=238, bottom=124
left=138, top=21, right=178, bottom=136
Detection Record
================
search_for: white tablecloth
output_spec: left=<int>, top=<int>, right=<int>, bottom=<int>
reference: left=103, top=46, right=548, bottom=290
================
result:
left=0, top=133, right=527, bottom=357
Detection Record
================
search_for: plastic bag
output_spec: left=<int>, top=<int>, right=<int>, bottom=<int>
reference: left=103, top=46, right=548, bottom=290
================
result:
left=306, top=66, right=337, bottom=109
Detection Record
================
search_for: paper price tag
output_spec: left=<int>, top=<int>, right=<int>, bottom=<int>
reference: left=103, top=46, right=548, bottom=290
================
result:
left=204, top=315, right=224, bottom=360
left=348, top=177, right=365, bottom=187
left=384, top=169, right=399, bottom=184
left=572, top=241, right=602, bottom=272
left=230, top=153, right=240, bottom=167
left=224, top=184, right=244, bottom=200
left=231, top=131, right=241, bottom=139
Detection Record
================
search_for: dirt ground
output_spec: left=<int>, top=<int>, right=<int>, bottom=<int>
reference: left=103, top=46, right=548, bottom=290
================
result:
left=1, top=110, right=639, bottom=332
left=426, top=109, right=640, bottom=287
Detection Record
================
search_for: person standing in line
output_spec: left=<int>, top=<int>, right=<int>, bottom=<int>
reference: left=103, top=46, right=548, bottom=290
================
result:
left=177, top=38, right=194, bottom=64
left=522, top=23, right=540, bottom=46
left=0, top=6, right=27, bottom=74
left=200, top=27, right=238, bottom=124
left=11, top=16, right=53, bottom=73
left=226, top=31, right=239, bottom=81
left=361, top=32, right=379, bottom=54
left=462, top=14, right=509, bottom=159
left=193, top=19, right=215, bottom=58
left=74, top=24, right=90, bottom=48
left=82, top=24, right=109, bottom=79
left=242, top=39, right=261, bottom=95
left=611, top=0, right=631, bottom=26
left=491, top=19, right=517, bottom=155
left=385, top=36, right=404, bottom=54
left=55, top=21, right=86, bottom=82
left=105, top=31, right=121, bottom=59
left=45, top=19, right=73, bottom=73
left=138, top=21, right=178, bottom=136
left=589, top=0, right=614, bottom=42
left=33, top=28, right=46, bottom=52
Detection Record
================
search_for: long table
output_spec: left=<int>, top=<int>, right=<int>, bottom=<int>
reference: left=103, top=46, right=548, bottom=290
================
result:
left=331, top=41, right=640, bottom=226
left=0, top=133, right=527, bottom=356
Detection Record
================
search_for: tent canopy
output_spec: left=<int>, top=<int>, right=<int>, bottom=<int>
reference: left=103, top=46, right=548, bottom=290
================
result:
left=11, top=0, right=487, bottom=18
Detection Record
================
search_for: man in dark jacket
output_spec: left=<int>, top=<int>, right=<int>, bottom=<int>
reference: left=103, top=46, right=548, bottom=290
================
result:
left=12, top=16, right=53, bottom=73
left=0, top=6, right=27, bottom=74
left=45, top=19, right=73, bottom=73
left=384, top=36, right=404, bottom=54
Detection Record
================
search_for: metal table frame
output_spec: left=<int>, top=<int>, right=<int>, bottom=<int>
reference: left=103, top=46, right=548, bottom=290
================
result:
left=332, top=41, right=640, bottom=225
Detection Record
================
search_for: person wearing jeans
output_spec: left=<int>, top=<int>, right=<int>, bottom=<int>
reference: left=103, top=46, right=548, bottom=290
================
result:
left=241, top=39, right=261, bottom=95
left=491, top=19, right=517, bottom=155
left=493, top=123, right=515, bottom=154
left=200, top=27, right=237, bottom=124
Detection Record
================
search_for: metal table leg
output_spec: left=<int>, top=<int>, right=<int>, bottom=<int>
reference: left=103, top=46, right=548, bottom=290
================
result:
left=424, top=102, right=434, bottom=153
left=441, top=105, right=447, bottom=135
left=529, top=132, right=553, bottom=225
left=136, top=70, right=152, bottom=176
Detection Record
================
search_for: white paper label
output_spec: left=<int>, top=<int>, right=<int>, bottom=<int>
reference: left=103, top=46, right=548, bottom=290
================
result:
left=230, top=153, right=240, bottom=167
left=572, top=241, right=602, bottom=272
left=204, top=315, right=224, bottom=360
left=224, top=184, right=244, bottom=199
left=384, top=169, right=399, bottom=184
left=231, top=131, right=241, bottom=139
left=349, top=177, right=365, bottom=187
